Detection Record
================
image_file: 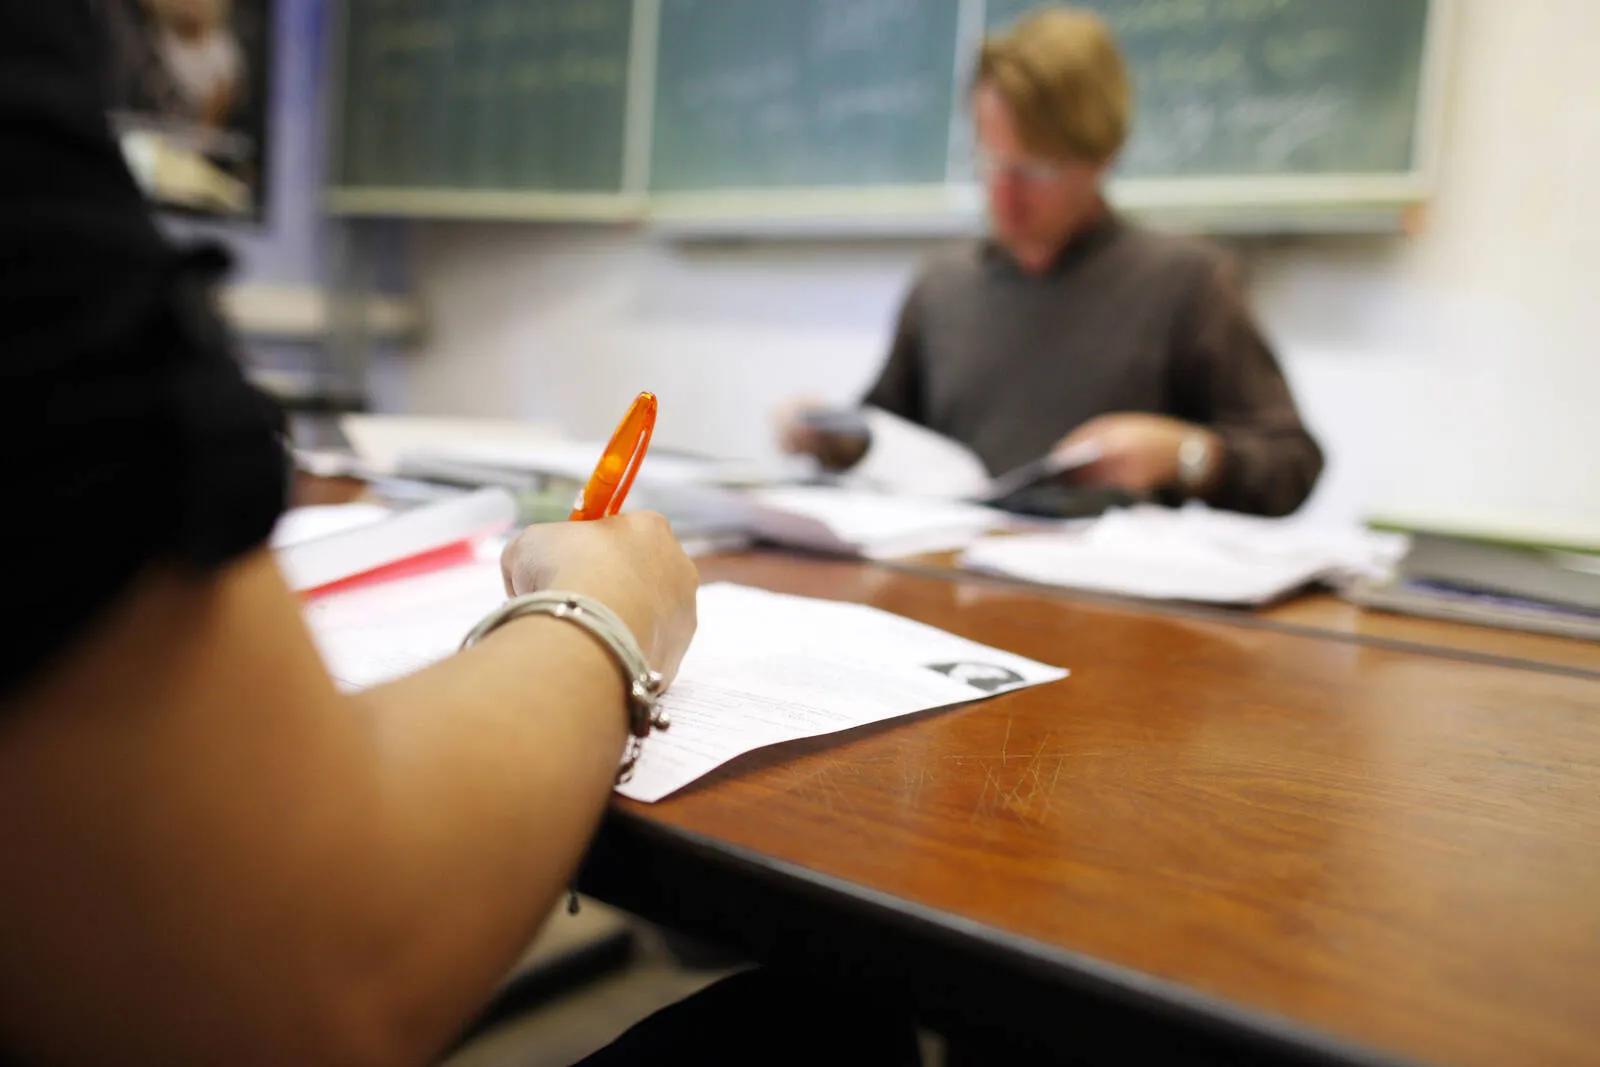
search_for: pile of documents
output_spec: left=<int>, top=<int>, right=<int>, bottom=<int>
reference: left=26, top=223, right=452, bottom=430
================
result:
left=340, top=413, right=779, bottom=489
left=1346, top=531, right=1600, bottom=640
left=324, top=413, right=1012, bottom=560
left=962, top=504, right=1409, bottom=606
left=327, top=410, right=1157, bottom=560
left=735, top=486, right=1008, bottom=559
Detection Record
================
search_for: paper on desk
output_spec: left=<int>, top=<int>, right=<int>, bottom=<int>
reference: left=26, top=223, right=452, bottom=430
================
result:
left=303, top=567, right=1067, bottom=801
left=619, top=583, right=1066, bottom=801
left=406, top=438, right=777, bottom=489
left=341, top=414, right=562, bottom=474
left=271, top=503, right=392, bottom=549
left=962, top=504, right=1408, bottom=605
left=745, top=486, right=1008, bottom=559
left=340, top=413, right=777, bottom=487
left=620, top=480, right=1006, bottom=559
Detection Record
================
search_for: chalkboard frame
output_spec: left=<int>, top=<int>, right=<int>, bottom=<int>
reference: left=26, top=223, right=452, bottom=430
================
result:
left=325, top=0, right=1456, bottom=235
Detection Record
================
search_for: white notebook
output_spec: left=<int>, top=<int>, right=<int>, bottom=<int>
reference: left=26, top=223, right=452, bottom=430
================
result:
left=274, top=488, right=516, bottom=594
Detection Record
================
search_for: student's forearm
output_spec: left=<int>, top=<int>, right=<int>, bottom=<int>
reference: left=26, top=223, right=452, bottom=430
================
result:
left=344, top=617, right=632, bottom=1060
left=0, top=555, right=636, bottom=1066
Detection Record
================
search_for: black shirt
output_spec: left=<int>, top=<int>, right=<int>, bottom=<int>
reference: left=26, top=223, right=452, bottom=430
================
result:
left=1, top=0, right=286, bottom=694
left=864, top=213, right=1325, bottom=517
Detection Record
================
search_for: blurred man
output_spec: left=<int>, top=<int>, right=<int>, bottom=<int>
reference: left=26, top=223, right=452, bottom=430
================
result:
left=780, top=6, right=1323, bottom=516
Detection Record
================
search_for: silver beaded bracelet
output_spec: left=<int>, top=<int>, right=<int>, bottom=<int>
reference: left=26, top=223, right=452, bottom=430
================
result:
left=461, top=591, right=670, bottom=784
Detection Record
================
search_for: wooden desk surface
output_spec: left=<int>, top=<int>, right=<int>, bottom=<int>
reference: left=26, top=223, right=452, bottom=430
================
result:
left=1261, top=592, right=1600, bottom=673
left=893, top=551, right=1600, bottom=678
left=594, top=551, right=1600, bottom=1067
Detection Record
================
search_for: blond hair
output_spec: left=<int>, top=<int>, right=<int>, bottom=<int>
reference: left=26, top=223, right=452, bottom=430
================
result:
left=145, top=0, right=232, bottom=31
left=976, top=6, right=1132, bottom=165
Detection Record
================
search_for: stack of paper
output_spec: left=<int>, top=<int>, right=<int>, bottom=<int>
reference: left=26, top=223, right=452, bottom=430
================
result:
left=1345, top=532, right=1600, bottom=640
left=742, top=486, right=1009, bottom=559
left=962, top=504, right=1409, bottom=606
left=340, top=415, right=563, bottom=474
left=408, top=438, right=775, bottom=489
left=340, top=413, right=788, bottom=490
left=302, top=567, right=1067, bottom=802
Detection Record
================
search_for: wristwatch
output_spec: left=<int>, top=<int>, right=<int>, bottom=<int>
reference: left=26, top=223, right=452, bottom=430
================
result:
left=1177, top=432, right=1217, bottom=496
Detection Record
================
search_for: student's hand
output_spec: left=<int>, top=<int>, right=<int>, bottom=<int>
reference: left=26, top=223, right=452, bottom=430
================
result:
left=773, top=397, right=871, bottom=470
left=1057, top=413, right=1220, bottom=496
left=501, top=513, right=700, bottom=684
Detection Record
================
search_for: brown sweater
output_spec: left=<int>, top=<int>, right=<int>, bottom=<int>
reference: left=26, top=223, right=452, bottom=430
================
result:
left=863, top=213, right=1324, bottom=516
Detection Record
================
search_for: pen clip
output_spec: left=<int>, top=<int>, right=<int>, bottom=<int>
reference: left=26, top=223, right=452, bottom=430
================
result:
left=605, top=400, right=655, bottom=517
left=572, top=392, right=657, bottom=521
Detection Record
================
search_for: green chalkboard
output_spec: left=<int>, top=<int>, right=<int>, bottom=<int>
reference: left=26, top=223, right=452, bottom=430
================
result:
left=328, top=0, right=1439, bottom=223
left=337, top=0, right=633, bottom=192
left=984, top=0, right=1431, bottom=178
left=650, top=0, right=962, bottom=191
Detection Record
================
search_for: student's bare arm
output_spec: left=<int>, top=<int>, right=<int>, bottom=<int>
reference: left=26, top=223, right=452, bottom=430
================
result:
left=0, top=515, right=696, bottom=1067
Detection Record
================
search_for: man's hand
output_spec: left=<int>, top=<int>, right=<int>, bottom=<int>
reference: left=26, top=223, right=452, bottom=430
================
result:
left=1058, top=413, right=1220, bottom=496
left=773, top=397, right=871, bottom=471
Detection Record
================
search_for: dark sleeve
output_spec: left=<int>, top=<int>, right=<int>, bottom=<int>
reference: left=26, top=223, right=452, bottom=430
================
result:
left=0, top=1, right=287, bottom=694
left=862, top=278, right=927, bottom=424
left=1169, top=253, right=1324, bottom=517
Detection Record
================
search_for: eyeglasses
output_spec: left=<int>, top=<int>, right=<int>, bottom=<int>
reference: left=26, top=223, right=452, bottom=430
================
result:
left=974, top=152, right=1071, bottom=186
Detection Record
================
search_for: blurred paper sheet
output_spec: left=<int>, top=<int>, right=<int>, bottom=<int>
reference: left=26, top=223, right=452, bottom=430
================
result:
left=341, top=415, right=561, bottom=474
left=402, top=438, right=774, bottom=489
left=962, top=504, right=1408, bottom=605
left=849, top=407, right=993, bottom=499
left=846, top=407, right=1100, bottom=505
left=746, top=486, right=1008, bottom=558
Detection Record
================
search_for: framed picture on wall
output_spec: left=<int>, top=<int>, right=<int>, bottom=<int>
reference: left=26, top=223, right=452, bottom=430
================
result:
left=99, top=0, right=274, bottom=218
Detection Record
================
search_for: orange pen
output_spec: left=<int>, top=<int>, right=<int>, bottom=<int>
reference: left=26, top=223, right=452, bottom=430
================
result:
left=569, top=391, right=657, bottom=521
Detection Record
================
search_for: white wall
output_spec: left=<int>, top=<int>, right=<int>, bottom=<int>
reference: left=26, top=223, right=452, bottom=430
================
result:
left=1243, top=0, right=1600, bottom=531
left=385, top=0, right=1600, bottom=532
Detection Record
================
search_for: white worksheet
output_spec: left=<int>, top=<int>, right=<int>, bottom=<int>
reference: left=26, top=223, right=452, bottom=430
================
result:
left=617, top=583, right=1067, bottom=801
left=301, top=564, right=1068, bottom=802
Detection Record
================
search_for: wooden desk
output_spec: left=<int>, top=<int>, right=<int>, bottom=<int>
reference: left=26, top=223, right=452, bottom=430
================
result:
left=581, top=551, right=1600, bottom=1067
left=1262, top=591, right=1600, bottom=675
left=890, top=551, right=1600, bottom=679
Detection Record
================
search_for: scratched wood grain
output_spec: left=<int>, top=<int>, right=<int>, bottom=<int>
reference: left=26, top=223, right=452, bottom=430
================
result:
left=628, top=552, right=1600, bottom=1067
